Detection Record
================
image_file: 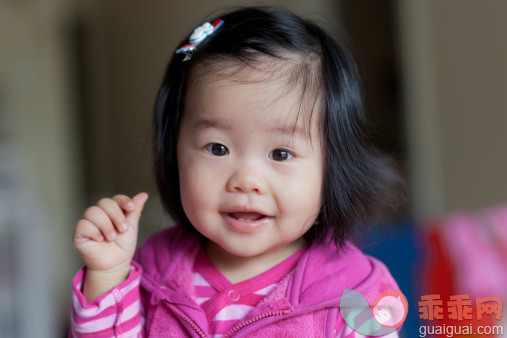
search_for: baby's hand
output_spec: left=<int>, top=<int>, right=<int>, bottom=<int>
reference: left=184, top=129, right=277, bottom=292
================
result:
left=72, top=192, right=149, bottom=273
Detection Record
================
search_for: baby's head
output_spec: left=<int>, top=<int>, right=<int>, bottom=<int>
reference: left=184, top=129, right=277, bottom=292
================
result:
left=153, top=6, right=404, bottom=256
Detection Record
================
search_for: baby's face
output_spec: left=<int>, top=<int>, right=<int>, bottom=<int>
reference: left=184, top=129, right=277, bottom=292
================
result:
left=177, top=65, right=324, bottom=260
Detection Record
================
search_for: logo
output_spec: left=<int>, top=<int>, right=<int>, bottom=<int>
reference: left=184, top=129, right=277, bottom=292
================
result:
left=340, top=289, right=408, bottom=336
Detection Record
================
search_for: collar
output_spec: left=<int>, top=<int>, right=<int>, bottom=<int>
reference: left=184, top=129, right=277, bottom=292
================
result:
left=134, top=225, right=398, bottom=311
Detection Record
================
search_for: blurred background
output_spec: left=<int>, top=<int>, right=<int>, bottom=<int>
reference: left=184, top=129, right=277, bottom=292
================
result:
left=1, top=0, right=506, bottom=337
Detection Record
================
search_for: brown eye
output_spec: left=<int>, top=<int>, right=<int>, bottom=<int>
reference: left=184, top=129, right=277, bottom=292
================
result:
left=269, top=149, right=294, bottom=161
left=205, top=143, right=229, bottom=156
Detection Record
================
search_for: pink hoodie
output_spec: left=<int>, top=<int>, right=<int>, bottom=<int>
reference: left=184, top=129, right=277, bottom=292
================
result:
left=71, top=225, right=400, bottom=337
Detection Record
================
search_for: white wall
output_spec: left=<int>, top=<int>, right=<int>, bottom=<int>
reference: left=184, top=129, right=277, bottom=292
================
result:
left=0, top=0, right=82, bottom=336
left=397, top=0, right=507, bottom=216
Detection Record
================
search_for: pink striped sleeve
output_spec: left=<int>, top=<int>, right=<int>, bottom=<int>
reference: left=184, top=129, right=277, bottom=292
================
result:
left=70, top=261, right=145, bottom=337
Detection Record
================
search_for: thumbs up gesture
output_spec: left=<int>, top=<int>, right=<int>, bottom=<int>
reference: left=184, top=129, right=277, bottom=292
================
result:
left=73, top=192, right=149, bottom=273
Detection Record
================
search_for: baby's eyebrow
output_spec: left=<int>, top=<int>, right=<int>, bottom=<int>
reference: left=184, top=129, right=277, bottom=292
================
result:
left=193, top=118, right=232, bottom=132
left=271, top=125, right=308, bottom=139
left=193, top=118, right=308, bottom=139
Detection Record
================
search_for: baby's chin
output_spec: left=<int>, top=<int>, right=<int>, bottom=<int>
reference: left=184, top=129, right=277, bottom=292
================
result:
left=219, top=245, right=264, bottom=258
left=205, top=236, right=270, bottom=258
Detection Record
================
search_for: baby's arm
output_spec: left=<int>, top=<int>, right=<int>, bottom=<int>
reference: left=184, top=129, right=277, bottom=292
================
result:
left=71, top=193, right=149, bottom=336
left=82, top=262, right=131, bottom=303
left=71, top=261, right=144, bottom=337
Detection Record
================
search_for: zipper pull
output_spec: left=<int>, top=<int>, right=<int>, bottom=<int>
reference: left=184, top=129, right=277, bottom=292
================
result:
left=151, top=286, right=168, bottom=305
left=268, top=298, right=292, bottom=311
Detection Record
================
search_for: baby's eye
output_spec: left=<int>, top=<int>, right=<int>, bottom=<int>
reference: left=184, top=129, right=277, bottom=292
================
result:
left=204, top=143, right=229, bottom=156
left=269, top=148, right=294, bottom=161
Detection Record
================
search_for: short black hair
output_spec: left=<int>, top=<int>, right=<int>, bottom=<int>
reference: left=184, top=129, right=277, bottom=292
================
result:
left=152, top=6, right=406, bottom=249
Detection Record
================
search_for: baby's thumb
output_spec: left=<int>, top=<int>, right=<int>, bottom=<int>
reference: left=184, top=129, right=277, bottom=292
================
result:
left=126, top=192, right=149, bottom=227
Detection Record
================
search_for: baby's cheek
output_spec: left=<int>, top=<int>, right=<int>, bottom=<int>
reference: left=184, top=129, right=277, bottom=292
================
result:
left=182, top=177, right=207, bottom=209
left=277, top=179, right=321, bottom=227
left=295, top=177, right=322, bottom=209
left=179, top=165, right=202, bottom=208
left=187, top=164, right=225, bottom=212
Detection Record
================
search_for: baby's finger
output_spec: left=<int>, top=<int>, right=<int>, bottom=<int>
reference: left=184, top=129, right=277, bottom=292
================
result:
left=73, top=219, right=105, bottom=243
left=96, top=198, right=129, bottom=234
left=82, top=205, right=118, bottom=241
left=126, top=192, right=149, bottom=227
left=112, top=194, right=136, bottom=213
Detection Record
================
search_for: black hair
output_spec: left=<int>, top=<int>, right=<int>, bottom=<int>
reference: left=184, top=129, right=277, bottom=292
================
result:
left=152, top=6, right=406, bottom=249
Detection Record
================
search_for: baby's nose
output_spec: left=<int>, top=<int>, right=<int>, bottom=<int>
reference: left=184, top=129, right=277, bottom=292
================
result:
left=226, top=165, right=267, bottom=195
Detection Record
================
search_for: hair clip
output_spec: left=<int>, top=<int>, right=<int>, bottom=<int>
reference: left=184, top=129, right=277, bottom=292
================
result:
left=176, top=19, right=224, bottom=61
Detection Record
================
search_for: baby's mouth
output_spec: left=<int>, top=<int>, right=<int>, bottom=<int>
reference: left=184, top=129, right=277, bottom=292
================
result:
left=228, top=212, right=265, bottom=221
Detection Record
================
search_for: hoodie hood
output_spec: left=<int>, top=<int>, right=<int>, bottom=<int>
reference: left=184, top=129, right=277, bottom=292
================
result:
left=293, top=234, right=398, bottom=307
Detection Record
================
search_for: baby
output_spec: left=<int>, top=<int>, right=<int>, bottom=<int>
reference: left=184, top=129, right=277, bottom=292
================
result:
left=71, top=6, right=405, bottom=337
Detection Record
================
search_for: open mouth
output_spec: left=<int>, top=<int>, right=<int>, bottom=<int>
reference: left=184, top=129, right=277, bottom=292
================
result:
left=221, top=211, right=272, bottom=233
left=227, top=212, right=266, bottom=221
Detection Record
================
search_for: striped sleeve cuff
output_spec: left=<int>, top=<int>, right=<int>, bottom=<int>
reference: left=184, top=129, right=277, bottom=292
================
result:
left=70, top=261, right=144, bottom=337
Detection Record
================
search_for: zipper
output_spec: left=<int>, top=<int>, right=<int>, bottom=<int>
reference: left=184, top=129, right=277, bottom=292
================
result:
left=167, top=303, right=207, bottom=338
left=222, top=307, right=293, bottom=338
